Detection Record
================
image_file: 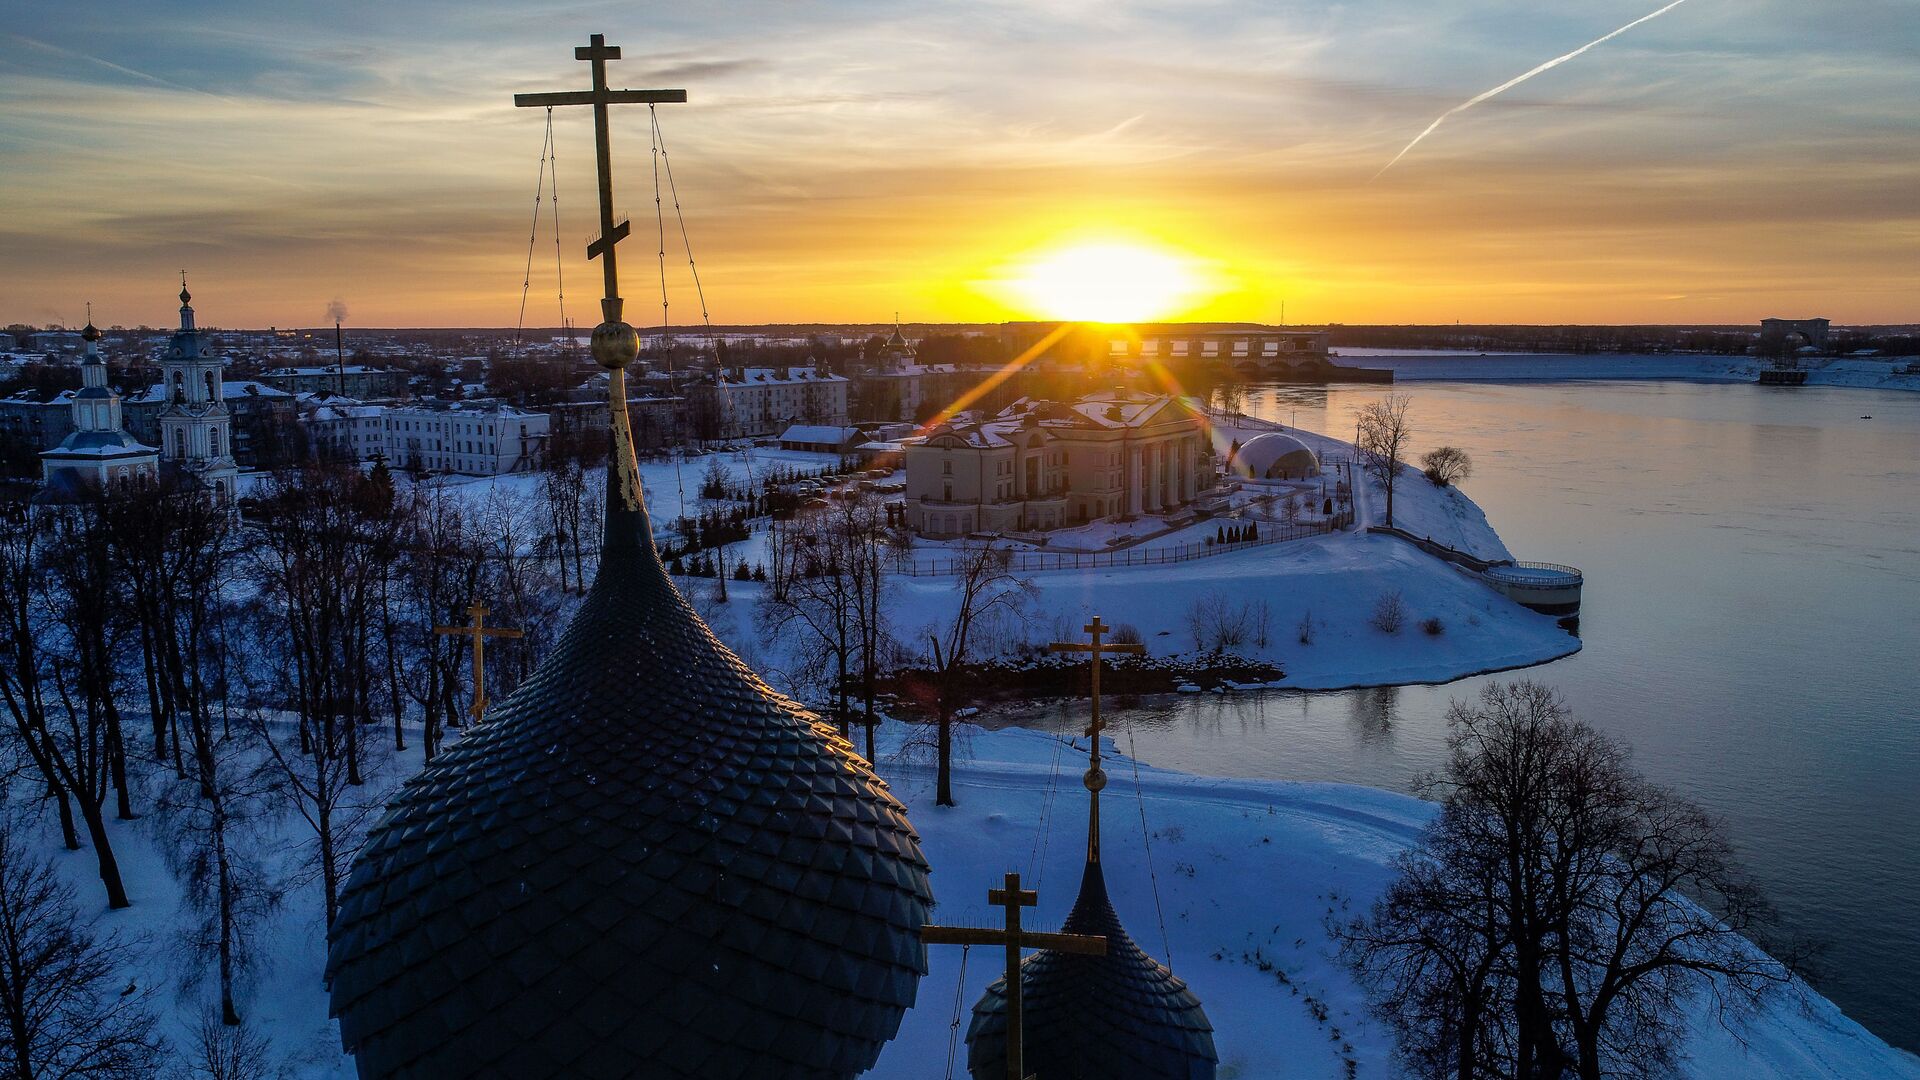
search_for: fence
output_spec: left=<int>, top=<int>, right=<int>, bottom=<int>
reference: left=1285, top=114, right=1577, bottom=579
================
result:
left=894, top=511, right=1352, bottom=577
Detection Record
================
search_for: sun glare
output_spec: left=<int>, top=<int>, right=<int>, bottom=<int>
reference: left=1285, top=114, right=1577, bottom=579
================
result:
left=1002, top=241, right=1208, bottom=323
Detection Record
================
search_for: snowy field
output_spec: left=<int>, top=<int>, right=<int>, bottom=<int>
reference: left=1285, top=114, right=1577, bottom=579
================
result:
left=46, top=725, right=1919, bottom=1078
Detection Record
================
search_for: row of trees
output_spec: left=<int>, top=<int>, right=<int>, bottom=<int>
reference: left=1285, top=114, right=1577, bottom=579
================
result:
left=0, top=463, right=593, bottom=1071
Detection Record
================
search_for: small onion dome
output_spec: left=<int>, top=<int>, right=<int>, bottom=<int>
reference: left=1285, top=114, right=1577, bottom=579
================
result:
left=1227, top=432, right=1318, bottom=480
left=327, top=461, right=933, bottom=1079
left=81, top=322, right=101, bottom=343
left=966, top=860, right=1217, bottom=1080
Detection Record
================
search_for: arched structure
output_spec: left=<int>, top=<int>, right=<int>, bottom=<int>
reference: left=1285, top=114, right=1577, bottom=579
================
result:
left=1226, top=432, right=1319, bottom=481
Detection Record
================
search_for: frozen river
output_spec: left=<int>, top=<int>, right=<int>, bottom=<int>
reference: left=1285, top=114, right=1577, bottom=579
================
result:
left=993, top=379, right=1920, bottom=1051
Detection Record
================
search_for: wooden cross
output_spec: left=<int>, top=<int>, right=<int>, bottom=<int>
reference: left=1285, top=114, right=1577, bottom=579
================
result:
left=514, top=33, right=686, bottom=324
left=1047, top=616, right=1145, bottom=864
left=921, top=872, right=1107, bottom=1080
left=434, top=600, right=523, bottom=721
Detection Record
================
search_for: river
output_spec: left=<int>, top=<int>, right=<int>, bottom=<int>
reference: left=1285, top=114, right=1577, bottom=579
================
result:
left=993, top=379, right=1920, bottom=1051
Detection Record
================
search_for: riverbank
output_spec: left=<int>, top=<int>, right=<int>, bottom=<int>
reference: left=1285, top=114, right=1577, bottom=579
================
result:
left=1332, top=350, right=1920, bottom=391
left=869, top=725, right=1920, bottom=1079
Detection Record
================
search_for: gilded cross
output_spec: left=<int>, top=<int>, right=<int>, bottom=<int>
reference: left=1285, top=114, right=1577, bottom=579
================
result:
left=1047, top=616, right=1145, bottom=864
left=513, top=33, right=686, bottom=325
left=921, top=872, right=1107, bottom=1080
left=434, top=600, right=523, bottom=722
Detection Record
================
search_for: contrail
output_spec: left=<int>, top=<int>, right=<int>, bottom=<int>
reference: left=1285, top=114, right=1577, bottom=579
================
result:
left=1375, top=0, right=1692, bottom=178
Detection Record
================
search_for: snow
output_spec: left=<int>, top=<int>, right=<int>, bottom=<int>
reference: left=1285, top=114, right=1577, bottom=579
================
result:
left=871, top=725, right=1920, bottom=1079
left=43, top=724, right=1918, bottom=1080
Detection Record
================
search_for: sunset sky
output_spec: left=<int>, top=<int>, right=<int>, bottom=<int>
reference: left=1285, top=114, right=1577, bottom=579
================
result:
left=2, top=0, right=1916, bottom=328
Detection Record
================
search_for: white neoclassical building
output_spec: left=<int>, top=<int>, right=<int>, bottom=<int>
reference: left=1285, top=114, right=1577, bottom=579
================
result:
left=903, top=391, right=1215, bottom=537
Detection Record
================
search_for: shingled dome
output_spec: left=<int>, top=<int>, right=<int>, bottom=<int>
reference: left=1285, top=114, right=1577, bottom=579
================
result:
left=966, top=859, right=1217, bottom=1080
left=326, top=460, right=934, bottom=1078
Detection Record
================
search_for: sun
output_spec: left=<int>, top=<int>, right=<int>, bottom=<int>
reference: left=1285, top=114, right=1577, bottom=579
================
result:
left=1001, top=240, right=1208, bottom=323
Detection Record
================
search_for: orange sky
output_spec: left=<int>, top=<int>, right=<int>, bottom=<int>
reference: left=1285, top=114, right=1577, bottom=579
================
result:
left=2, top=2, right=1916, bottom=328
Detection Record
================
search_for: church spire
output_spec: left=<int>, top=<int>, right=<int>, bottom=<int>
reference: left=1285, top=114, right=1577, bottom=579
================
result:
left=965, top=617, right=1218, bottom=1080
left=79, top=306, right=105, bottom=389
left=178, top=271, right=195, bottom=331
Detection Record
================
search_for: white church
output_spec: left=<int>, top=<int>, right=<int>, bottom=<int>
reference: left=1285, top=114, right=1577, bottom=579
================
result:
left=37, top=279, right=239, bottom=504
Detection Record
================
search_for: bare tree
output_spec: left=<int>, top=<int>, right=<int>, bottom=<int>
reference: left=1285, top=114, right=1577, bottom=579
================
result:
left=185, top=1008, right=274, bottom=1080
left=541, top=456, right=590, bottom=595
left=0, top=802, right=167, bottom=1078
left=757, top=503, right=856, bottom=734
left=699, top=458, right=734, bottom=604
left=1422, top=446, right=1473, bottom=488
left=925, top=542, right=1031, bottom=807
left=0, top=508, right=79, bottom=852
left=396, top=486, right=484, bottom=761
left=35, top=508, right=136, bottom=908
left=1338, top=682, right=1799, bottom=1080
left=1355, top=394, right=1413, bottom=527
left=845, top=492, right=897, bottom=764
left=153, top=727, right=281, bottom=1027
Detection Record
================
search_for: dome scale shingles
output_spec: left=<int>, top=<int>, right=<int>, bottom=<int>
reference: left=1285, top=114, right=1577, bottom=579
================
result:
left=966, top=859, right=1217, bottom=1080
left=326, top=463, right=933, bottom=1079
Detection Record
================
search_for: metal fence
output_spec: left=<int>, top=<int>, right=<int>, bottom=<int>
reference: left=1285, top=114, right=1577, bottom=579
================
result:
left=894, top=512, right=1351, bottom=577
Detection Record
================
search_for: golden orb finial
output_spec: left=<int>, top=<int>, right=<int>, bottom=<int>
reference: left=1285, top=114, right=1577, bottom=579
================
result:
left=590, top=319, right=640, bottom=371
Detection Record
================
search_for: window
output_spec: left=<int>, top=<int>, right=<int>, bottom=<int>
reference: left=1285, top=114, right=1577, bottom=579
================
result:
left=942, top=460, right=953, bottom=475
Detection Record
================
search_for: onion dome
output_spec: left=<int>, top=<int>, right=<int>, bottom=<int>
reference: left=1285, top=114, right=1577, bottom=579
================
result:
left=81, top=321, right=101, bottom=344
left=326, top=449, right=934, bottom=1077
left=966, top=859, right=1217, bottom=1080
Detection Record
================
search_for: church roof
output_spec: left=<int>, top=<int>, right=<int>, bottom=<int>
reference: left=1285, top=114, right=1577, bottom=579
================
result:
left=327, top=453, right=934, bottom=1077
left=966, top=859, right=1217, bottom=1080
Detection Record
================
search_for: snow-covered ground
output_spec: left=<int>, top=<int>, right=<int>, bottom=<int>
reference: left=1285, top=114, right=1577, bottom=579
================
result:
left=50, top=724, right=1918, bottom=1078
left=1333, top=351, right=1920, bottom=391
left=870, top=726, right=1920, bottom=1079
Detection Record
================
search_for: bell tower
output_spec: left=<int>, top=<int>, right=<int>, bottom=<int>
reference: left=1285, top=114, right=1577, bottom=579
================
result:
left=156, top=275, right=238, bottom=501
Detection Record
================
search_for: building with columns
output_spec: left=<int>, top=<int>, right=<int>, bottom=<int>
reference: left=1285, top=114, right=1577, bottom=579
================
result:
left=155, top=280, right=239, bottom=501
left=37, top=319, right=158, bottom=501
left=903, top=391, right=1215, bottom=537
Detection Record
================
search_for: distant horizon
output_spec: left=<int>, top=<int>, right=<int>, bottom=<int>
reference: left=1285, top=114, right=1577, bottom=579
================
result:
left=4, top=2, right=1916, bottom=327
left=12, top=318, right=1917, bottom=336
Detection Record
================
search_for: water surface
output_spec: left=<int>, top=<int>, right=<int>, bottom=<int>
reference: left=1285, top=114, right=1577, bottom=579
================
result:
left=995, top=380, right=1920, bottom=1050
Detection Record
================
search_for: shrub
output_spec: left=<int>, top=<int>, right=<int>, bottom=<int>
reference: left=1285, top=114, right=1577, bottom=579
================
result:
left=1370, top=590, right=1407, bottom=634
left=1297, top=608, right=1315, bottom=645
left=1422, top=446, right=1473, bottom=487
left=1186, top=593, right=1254, bottom=652
left=1110, top=622, right=1144, bottom=646
left=1421, top=616, right=1445, bottom=636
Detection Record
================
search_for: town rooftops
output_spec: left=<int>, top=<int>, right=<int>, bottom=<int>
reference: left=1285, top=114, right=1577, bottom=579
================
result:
left=716, top=365, right=847, bottom=385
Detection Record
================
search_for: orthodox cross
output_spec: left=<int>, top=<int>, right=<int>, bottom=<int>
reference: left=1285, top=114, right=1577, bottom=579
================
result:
left=1047, top=616, right=1145, bottom=863
left=921, top=872, right=1107, bottom=1080
left=514, top=34, right=684, bottom=323
left=434, top=600, right=523, bottom=722
left=514, top=34, right=685, bottom=511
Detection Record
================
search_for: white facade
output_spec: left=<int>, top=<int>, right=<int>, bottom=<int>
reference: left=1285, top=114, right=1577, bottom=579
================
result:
left=37, top=322, right=158, bottom=500
left=384, top=403, right=549, bottom=475
left=714, top=366, right=848, bottom=438
left=156, top=282, right=239, bottom=501
left=302, top=399, right=388, bottom=462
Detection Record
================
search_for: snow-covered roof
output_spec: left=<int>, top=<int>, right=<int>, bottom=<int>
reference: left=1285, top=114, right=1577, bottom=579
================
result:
left=1228, top=432, right=1319, bottom=479
left=717, top=366, right=847, bottom=386
left=778, top=424, right=861, bottom=445
left=129, top=379, right=293, bottom=403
